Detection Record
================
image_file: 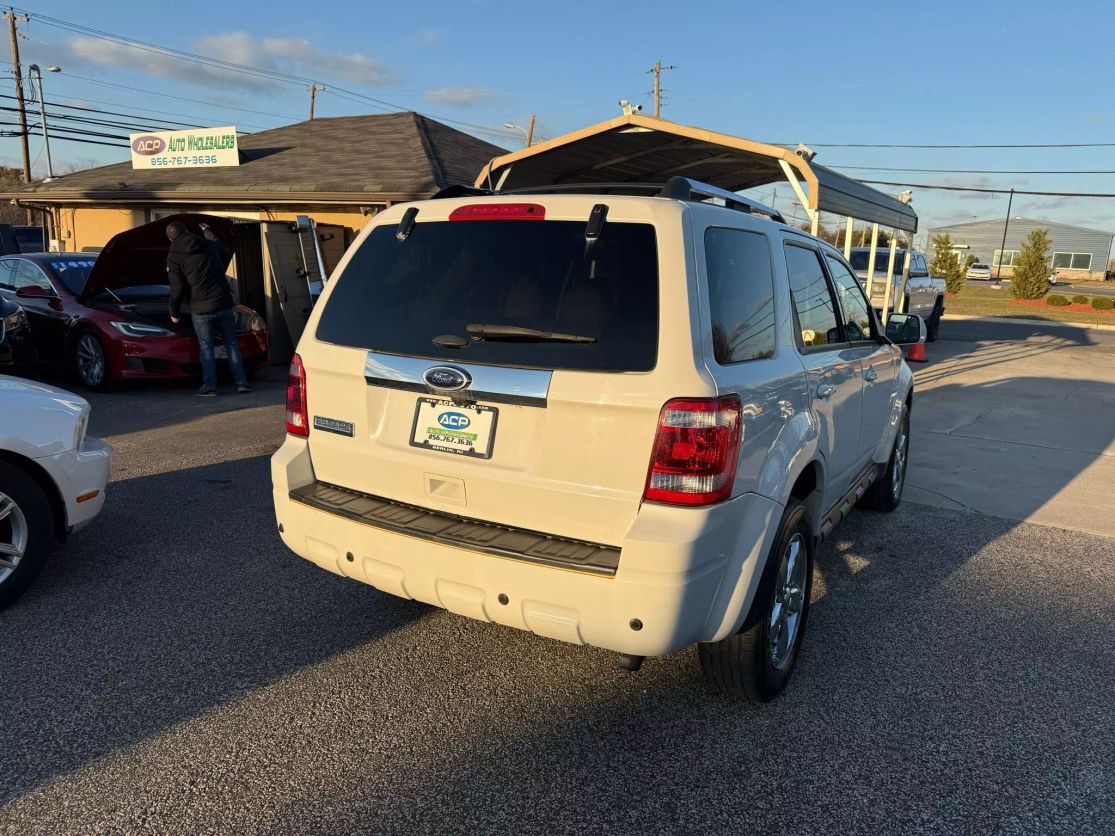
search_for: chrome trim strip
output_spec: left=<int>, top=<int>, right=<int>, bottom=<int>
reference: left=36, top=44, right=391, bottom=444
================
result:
left=364, top=352, right=551, bottom=408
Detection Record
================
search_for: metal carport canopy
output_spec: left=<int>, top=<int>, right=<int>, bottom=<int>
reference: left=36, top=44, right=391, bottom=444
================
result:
left=475, top=114, right=917, bottom=233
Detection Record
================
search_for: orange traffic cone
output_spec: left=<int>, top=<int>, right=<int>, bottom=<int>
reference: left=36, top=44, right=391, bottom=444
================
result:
left=906, top=342, right=927, bottom=363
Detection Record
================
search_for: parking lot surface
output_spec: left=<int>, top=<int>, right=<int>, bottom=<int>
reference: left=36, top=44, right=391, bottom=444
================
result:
left=2, top=333, right=1114, bottom=835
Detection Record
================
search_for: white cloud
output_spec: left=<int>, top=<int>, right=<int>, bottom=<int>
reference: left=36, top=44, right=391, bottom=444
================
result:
left=423, top=86, right=500, bottom=107
left=59, top=32, right=394, bottom=92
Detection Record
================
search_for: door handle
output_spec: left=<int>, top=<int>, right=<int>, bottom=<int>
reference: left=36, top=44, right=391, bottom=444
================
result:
left=816, top=383, right=837, bottom=400
left=864, top=368, right=878, bottom=383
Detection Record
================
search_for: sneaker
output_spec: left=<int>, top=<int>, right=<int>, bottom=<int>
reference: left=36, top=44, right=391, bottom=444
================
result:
left=195, top=386, right=218, bottom=398
left=236, top=384, right=252, bottom=394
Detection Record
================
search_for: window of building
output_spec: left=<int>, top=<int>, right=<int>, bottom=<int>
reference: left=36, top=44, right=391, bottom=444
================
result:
left=993, top=250, right=1019, bottom=267
left=1051, top=252, right=1092, bottom=270
left=784, top=243, right=841, bottom=349
left=704, top=227, right=776, bottom=364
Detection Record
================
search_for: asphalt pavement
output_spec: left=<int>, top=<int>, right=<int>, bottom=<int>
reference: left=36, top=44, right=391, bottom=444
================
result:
left=1, top=355, right=1114, bottom=834
left=966, top=278, right=1115, bottom=297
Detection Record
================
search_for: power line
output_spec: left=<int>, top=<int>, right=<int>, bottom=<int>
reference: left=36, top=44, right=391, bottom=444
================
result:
left=858, top=179, right=1115, bottom=198
left=831, top=164, right=1115, bottom=175
left=0, top=92, right=200, bottom=127
left=0, top=121, right=123, bottom=147
left=782, top=141, right=1115, bottom=149
left=15, top=7, right=519, bottom=140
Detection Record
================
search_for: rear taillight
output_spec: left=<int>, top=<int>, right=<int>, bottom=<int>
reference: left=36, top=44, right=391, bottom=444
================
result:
left=644, top=396, right=742, bottom=506
left=285, top=354, right=308, bottom=437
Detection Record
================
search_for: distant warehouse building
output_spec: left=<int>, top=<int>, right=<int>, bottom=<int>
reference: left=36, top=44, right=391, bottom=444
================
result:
left=929, top=217, right=1113, bottom=280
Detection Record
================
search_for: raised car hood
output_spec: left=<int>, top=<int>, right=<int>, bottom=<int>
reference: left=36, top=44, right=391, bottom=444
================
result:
left=79, top=213, right=238, bottom=303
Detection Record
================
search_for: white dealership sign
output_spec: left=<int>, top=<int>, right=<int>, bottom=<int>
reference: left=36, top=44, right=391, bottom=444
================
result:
left=129, top=126, right=240, bottom=169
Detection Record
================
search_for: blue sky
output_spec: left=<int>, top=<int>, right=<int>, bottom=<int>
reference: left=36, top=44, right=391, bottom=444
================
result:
left=8, top=0, right=1115, bottom=248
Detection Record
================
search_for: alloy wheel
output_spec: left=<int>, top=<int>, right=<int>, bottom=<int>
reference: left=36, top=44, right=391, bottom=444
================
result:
left=76, top=334, right=106, bottom=388
left=768, top=533, right=807, bottom=669
left=0, top=491, right=28, bottom=585
left=892, top=418, right=909, bottom=499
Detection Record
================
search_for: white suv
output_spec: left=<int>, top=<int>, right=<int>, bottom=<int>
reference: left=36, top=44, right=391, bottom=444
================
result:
left=272, top=178, right=920, bottom=701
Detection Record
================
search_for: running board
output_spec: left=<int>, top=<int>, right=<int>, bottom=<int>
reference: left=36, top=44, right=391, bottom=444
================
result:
left=818, top=465, right=880, bottom=541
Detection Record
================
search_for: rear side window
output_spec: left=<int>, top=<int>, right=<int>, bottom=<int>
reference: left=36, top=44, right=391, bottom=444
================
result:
left=704, top=228, right=775, bottom=364
left=315, top=219, right=659, bottom=372
left=784, top=244, right=840, bottom=349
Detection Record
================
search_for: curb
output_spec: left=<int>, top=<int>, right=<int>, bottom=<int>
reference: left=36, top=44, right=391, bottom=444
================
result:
left=942, top=314, right=1115, bottom=333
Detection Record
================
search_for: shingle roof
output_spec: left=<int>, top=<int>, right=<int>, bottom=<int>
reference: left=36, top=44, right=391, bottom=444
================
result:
left=4, top=112, right=507, bottom=203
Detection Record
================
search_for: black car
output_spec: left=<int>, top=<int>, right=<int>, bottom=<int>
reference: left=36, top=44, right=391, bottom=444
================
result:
left=0, top=294, right=30, bottom=369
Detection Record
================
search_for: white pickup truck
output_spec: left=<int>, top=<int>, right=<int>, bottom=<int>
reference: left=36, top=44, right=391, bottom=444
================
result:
left=848, top=248, right=946, bottom=342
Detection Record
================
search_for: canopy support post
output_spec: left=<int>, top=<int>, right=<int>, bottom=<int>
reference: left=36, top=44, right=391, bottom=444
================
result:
left=896, top=239, right=912, bottom=314
left=866, top=224, right=879, bottom=299
left=778, top=159, right=818, bottom=235
left=881, top=234, right=898, bottom=325
left=844, top=217, right=853, bottom=260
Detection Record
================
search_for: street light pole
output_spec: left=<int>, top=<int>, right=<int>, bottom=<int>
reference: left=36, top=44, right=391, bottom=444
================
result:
left=29, top=64, right=59, bottom=180
left=503, top=116, right=535, bottom=148
left=995, top=188, right=1015, bottom=283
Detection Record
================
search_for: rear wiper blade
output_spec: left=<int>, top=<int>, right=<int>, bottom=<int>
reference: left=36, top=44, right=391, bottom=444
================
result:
left=465, top=323, right=597, bottom=344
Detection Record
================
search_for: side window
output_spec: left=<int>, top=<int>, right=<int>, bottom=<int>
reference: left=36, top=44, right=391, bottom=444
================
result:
left=704, top=227, right=776, bottom=363
left=825, top=255, right=874, bottom=341
left=11, top=261, right=52, bottom=292
left=784, top=244, right=841, bottom=349
left=0, top=260, right=15, bottom=291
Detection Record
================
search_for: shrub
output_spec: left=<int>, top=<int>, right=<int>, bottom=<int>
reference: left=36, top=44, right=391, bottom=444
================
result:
left=1046, top=294, right=1070, bottom=306
left=930, top=234, right=965, bottom=294
left=1072, top=294, right=1089, bottom=304
left=1091, top=296, right=1115, bottom=311
left=1011, top=229, right=1053, bottom=299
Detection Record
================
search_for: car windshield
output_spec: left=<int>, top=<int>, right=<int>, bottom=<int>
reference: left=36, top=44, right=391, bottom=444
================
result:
left=315, top=218, right=660, bottom=372
left=45, top=257, right=98, bottom=295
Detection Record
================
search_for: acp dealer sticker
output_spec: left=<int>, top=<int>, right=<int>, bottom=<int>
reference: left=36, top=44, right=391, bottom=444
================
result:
left=129, top=126, right=240, bottom=169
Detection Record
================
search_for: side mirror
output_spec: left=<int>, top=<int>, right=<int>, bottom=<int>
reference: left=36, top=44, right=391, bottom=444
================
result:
left=885, top=313, right=926, bottom=345
left=15, top=285, right=49, bottom=299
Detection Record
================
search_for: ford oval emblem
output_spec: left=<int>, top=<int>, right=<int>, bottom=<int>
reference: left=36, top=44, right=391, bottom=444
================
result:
left=131, top=135, right=166, bottom=155
left=423, top=365, right=471, bottom=391
left=437, top=411, right=471, bottom=430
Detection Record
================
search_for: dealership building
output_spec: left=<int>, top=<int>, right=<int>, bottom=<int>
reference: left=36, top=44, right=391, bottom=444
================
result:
left=928, top=217, right=1114, bottom=280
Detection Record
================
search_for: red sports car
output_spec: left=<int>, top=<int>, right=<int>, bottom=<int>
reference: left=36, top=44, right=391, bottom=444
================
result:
left=0, top=214, right=270, bottom=390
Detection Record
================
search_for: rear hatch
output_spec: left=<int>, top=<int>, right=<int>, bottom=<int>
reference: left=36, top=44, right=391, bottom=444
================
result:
left=299, top=196, right=703, bottom=546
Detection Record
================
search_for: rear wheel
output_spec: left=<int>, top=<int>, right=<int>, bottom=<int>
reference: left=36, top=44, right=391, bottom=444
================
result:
left=74, top=331, right=113, bottom=391
left=0, top=463, right=54, bottom=609
left=925, top=301, right=943, bottom=343
left=861, top=404, right=909, bottom=512
left=699, top=499, right=813, bottom=702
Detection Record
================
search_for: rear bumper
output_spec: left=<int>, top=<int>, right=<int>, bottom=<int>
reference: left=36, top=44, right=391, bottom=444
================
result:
left=272, top=437, right=782, bottom=656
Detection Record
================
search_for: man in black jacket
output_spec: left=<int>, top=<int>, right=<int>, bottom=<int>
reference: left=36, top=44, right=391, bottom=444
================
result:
left=167, top=221, right=250, bottom=397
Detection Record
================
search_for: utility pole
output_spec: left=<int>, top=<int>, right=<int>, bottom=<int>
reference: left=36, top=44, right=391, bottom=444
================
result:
left=995, top=188, right=1015, bottom=283
left=6, top=11, right=31, bottom=222
left=648, top=60, right=677, bottom=117
left=308, top=83, right=324, bottom=120
left=524, top=113, right=535, bottom=147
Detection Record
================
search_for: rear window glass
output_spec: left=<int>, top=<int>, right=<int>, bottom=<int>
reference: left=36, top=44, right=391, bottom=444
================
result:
left=704, top=227, right=775, bottom=364
left=315, top=219, right=659, bottom=372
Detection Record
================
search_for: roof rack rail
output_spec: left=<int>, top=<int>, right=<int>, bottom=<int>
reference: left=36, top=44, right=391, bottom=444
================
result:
left=658, top=176, right=785, bottom=223
left=435, top=178, right=786, bottom=224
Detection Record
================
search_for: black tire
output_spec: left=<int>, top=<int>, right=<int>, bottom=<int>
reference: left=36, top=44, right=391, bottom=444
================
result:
left=860, top=404, right=909, bottom=512
left=0, top=462, right=54, bottom=609
left=699, top=498, right=813, bottom=702
left=925, top=301, right=943, bottom=343
left=73, top=330, right=114, bottom=392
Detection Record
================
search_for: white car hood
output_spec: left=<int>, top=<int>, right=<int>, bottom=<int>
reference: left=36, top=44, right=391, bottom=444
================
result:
left=0, top=375, right=89, bottom=418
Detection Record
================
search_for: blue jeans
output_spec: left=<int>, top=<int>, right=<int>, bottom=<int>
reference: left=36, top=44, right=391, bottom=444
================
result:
left=191, top=307, right=246, bottom=390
